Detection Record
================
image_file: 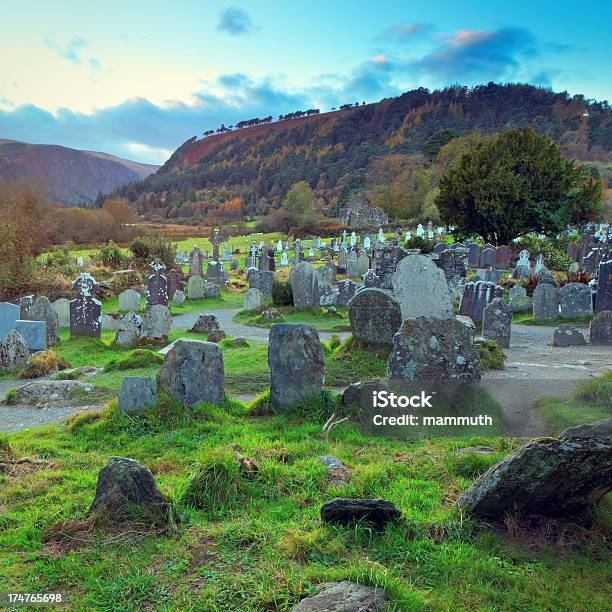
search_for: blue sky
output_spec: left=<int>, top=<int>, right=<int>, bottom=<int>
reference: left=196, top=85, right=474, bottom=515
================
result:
left=0, top=0, right=609, bottom=163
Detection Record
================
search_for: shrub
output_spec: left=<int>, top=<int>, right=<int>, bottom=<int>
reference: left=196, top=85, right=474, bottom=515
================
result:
left=104, top=349, right=163, bottom=372
left=98, top=241, right=127, bottom=270
left=19, top=350, right=71, bottom=379
left=404, top=236, right=434, bottom=254
left=327, top=334, right=341, bottom=350
left=573, top=373, right=612, bottom=406
left=477, top=340, right=505, bottom=371
left=129, top=235, right=177, bottom=269
left=272, top=280, right=293, bottom=306
left=43, top=245, right=78, bottom=277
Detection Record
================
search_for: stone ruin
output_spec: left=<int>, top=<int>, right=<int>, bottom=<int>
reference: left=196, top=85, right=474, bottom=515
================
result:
left=338, top=194, right=388, bottom=229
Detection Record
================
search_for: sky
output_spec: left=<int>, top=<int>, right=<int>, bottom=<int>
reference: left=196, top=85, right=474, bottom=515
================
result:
left=0, top=0, right=610, bottom=164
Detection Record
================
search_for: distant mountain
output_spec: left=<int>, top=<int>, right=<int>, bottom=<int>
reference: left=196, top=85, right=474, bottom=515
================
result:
left=123, top=83, right=611, bottom=221
left=0, top=139, right=159, bottom=205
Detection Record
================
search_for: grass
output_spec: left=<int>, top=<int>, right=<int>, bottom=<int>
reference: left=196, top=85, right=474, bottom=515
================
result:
left=536, top=372, right=612, bottom=432
left=18, top=350, right=71, bottom=379
left=1, top=395, right=610, bottom=610
left=234, top=306, right=351, bottom=332
left=477, top=339, right=506, bottom=371
left=512, top=312, right=595, bottom=326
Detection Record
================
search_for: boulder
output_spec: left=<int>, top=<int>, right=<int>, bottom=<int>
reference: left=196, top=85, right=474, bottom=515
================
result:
left=191, top=313, right=220, bottom=334
left=0, top=330, right=30, bottom=371
left=589, top=310, right=611, bottom=345
left=387, top=316, right=480, bottom=386
left=457, top=419, right=612, bottom=518
left=230, top=336, right=248, bottom=347
left=157, top=339, right=224, bottom=407
left=292, top=581, right=386, bottom=612
left=140, top=305, right=171, bottom=343
left=320, top=498, right=401, bottom=528
left=89, top=457, right=170, bottom=525
left=482, top=297, right=512, bottom=348
left=268, top=324, right=324, bottom=409
left=207, top=329, right=227, bottom=343
left=12, top=380, right=93, bottom=405
left=118, top=377, right=158, bottom=413
left=342, top=379, right=388, bottom=410
left=243, top=288, right=264, bottom=311
left=347, top=288, right=402, bottom=346
left=261, top=308, right=283, bottom=322
left=553, top=325, right=586, bottom=347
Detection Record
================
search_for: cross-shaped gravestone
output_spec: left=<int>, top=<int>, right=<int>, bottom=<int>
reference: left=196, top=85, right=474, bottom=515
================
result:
left=147, top=260, right=169, bottom=306
left=70, top=272, right=101, bottom=338
left=210, top=227, right=225, bottom=261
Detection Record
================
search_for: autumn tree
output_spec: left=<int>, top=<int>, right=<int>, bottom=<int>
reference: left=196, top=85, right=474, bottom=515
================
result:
left=436, top=128, right=602, bottom=244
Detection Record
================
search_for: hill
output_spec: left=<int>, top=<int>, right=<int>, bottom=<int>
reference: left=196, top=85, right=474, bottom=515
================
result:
left=120, top=83, right=612, bottom=222
left=0, top=139, right=158, bottom=205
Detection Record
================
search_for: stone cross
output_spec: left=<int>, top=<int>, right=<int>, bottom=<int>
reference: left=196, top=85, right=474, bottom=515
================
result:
left=210, top=228, right=225, bottom=261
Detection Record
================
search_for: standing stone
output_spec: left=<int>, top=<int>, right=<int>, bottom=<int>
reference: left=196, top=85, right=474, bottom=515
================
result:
left=482, top=297, right=512, bottom=348
left=388, top=316, right=480, bottom=386
left=589, top=310, right=611, bottom=345
left=166, top=269, right=184, bottom=299
left=157, top=339, right=224, bottom=406
left=172, top=290, right=185, bottom=306
left=532, top=283, right=559, bottom=321
left=209, top=228, right=225, bottom=261
left=356, top=252, right=369, bottom=277
left=27, top=296, right=58, bottom=346
left=118, top=377, right=158, bottom=413
left=595, top=260, right=611, bottom=312
left=0, top=330, right=30, bottom=371
left=346, top=251, right=359, bottom=277
left=52, top=298, right=71, bottom=328
left=348, top=289, right=401, bottom=346
left=188, top=247, right=204, bottom=277
left=508, top=285, right=531, bottom=313
left=336, top=279, right=358, bottom=308
left=553, top=325, right=586, bottom=347
left=559, top=283, right=593, bottom=318
left=70, top=273, right=101, bottom=338
left=268, top=324, right=324, bottom=409
left=146, top=262, right=168, bottom=306
left=290, top=262, right=319, bottom=309
left=139, top=305, right=171, bottom=342
left=243, top=288, right=264, bottom=311
left=391, top=254, right=453, bottom=320
left=0, top=302, right=20, bottom=341
left=248, top=270, right=274, bottom=301
left=119, top=289, right=142, bottom=312
left=468, top=243, right=482, bottom=267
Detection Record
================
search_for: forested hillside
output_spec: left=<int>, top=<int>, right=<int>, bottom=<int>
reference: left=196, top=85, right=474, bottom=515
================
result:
left=119, top=83, right=611, bottom=223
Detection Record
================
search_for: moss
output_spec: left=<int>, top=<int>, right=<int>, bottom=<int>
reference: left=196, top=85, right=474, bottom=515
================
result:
left=104, top=349, right=164, bottom=372
left=19, top=350, right=71, bottom=379
left=477, top=339, right=506, bottom=371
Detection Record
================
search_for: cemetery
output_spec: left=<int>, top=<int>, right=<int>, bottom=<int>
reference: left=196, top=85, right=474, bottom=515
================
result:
left=1, top=219, right=610, bottom=609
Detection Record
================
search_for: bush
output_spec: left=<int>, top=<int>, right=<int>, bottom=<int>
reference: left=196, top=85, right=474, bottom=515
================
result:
left=98, top=241, right=127, bottom=270
left=404, top=236, right=434, bottom=254
left=104, top=349, right=163, bottom=372
left=272, top=280, right=293, bottom=306
left=477, top=340, right=505, bottom=371
left=19, top=350, right=71, bottom=379
left=43, top=245, right=78, bottom=277
left=129, top=235, right=177, bottom=269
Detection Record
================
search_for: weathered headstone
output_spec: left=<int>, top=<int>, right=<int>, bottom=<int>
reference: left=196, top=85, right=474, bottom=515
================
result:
left=0, top=330, right=30, bottom=370
left=495, top=245, right=513, bottom=269
left=172, top=290, right=185, bottom=306
left=140, top=305, right=171, bottom=342
left=468, top=243, right=481, bottom=267
left=290, top=262, right=319, bottom=308
left=0, top=302, right=20, bottom=341
left=512, top=250, right=531, bottom=279
left=188, top=247, right=204, bottom=277
left=363, top=269, right=380, bottom=288
left=70, top=273, right=101, bottom=338
left=268, top=323, right=324, bottom=409
left=433, top=242, right=447, bottom=254
left=52, top=298, right=71, bottom=328
left=458, top=281, right=504, bottom=325
left=347, top=289, right=401, bottom=346
left=391, top=254, right=453, bottom=320
left=243, top=288, right=264, bottom=311
left=118, top=377, right=158, bottom=413
left=553, top=325, right=586, bottom=347
left=336, top=279, right=358, bottom=308
left=532, top=283, right=559, bottom=321
left=595, top=260, right=611, bottom=312
left=119, top=289, right=142, bottom=312
left=508, top=285, right=531, bottom=313
left=480, top=247, right=496, bottom=268
left=205, top=260, right=229, bottom=286
left=355, top=252, right=369, bottom=277
left=190, top=313, right=219, bottom=334
left=146, top=261, right=168, bottom=306
left=248, top=270, right=274, bottom=301
left=559, top=283, right=593, bottom=318
left=337, top=249, right=347, bottom=273
left=209, top=228, right=225, bottom=261
left=157, top=339, right=224, bottom=406
left=113, top=313, right=142, bottom=349
left=14, top=320, right=47, bottom=351
left=166, top=269, right=184, bottom=299
left=187, top=275, right=205, bottom=299
left=27, top=296, right=58, bottom=346
left=589, top=310, right=611, bottom=345
left=482, top=297, right=512, bottom=348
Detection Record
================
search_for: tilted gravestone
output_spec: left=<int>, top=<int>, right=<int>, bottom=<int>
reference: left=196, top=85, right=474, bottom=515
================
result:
left=347, top=288, right=401, bottom=346
left=146, top=261, right=168, bottom=306
left=27, top=296, right=59, bottom=346
left=391, top=254, right=453, bottom=320
left=268, top=323, right=324, bottom=409
left=532, top=283, right=559, bottom=321
left=70, top=273, right=102, bottom=338
left=482, top=297, right=512, bottom=348
left=119, top=289, right=142, bottom=312
left=595, top=260, right=611, bottom=312
left=559, top=283, right=592, bottom=318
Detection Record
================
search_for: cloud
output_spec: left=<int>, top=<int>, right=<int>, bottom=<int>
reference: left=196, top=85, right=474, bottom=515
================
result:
left=412, top=27, right=538, bottom=82
left=377, top=22, right=434, bottom=43
left=217, top=7, right=255, bottom=35
left=45, top=36, right=90, bottom=65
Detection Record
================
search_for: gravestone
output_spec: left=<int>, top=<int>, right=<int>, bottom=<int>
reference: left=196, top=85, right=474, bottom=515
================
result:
left=248, top=270, right=274, bottom=301
left=337, top=249, right=347, bottom=273
left=70, top=273, right=101, bottom=338
left=356, top=252, right=369, bottom=277
left=508, top=285, right=531, bottom=313
left=157, top=339, right=225, bottom=406
left=482, top=297, right=512, bottom=348
left=290, top=262, right=319, bottom=308
left=595, top=260, right=611, bottom=312
left=14, top=320, right=47, bottom=351
left=559, top=283, right=593, bottom=318
left=27, top=296, right=58, bottom=346
left=589, top=310, right=611, bottom=345
left=391, top=254, right=453, bottom=320
left=0, top=330, right=30, bottom=371
left=205, top=261, right=229, bottom=286
left=243, top=288, right=264, bottom=311
left=512, top=250, right=531, bottom=279
left=468, top=243, right=481, bottom=267
left=52, top=298, right=71, bottom=328
left=0, top=302, right=20, bottom=341
left=553, top=325, right=586, bottom=347
left=191, top=314, right=219, bottom=334
left=113, top=313, right=142, bottom=349
left=118, top=377, right=158, bottom=413
left=495, top=245, right=513, bottom=269
left=336, top=279, right=358, bottom=307
left=480, top=247, right=496, bottom=268
left=458, top=281, right=504, bottom=325
left=230, top=259, right=239, bottom=271
left=140, top=305, right=172, bottom=342
left=363, top=269, right=380, bottom=288
left=172, top=290, right=185, bottom=306
left=209, top=227, right=225, bottom=261
left=187, top=275, right=206, bottom=299
left=188, top=247, right=204, bottom=277
left=119, top=289, right=141, bottom=312
left=166, top=269, right=184, bottom=299
left=146, top=261, right=168, bottom=306
left=347, top=289, right=401, bottom=346
left=346, top=251, right=358, bottom=277
left=433, top=242, right=447, bottom=254
left=532, top=283, right=559, bottom=321
left=268, top=323, right=324, bottom=409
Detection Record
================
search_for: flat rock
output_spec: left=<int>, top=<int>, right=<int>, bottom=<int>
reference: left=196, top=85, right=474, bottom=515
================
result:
left=292, top=581, right=386, bottom=611
left=12, top=380, right=93, bottom=405
left=320, top=498, right=401, bottom=528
